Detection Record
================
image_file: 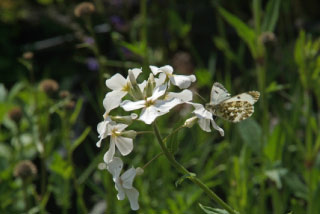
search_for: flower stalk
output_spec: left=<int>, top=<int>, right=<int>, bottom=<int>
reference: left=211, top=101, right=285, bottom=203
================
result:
left=152, top=122, right=239, bottom=214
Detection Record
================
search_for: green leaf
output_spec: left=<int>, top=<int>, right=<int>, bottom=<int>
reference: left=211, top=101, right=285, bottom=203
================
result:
left=199, top=203, right=230, bottom=214
left=261, top=0, right=281, bottom=32
left=265, top=168, right=288, bottom=188
left=70, top=127, right=91, bottom=154
left=237, top=118, right=262, bottom=152
left=264, top=125, right=285, bottom=162
left=70, top=98, right=83, bottom=125
left=49, top=153, right=72, bottom=179
left=218, top=7, right=257, bottom=57
left=0, top=84, right=7, bottom=102
left=120, top=41, right=146, bottom=57
left=213, top=37, right=237, bottom=63
left=266, top=81, right=289, bottom=93
left=175, top=173, right=196, bottom=187
left=195, top=68, right=213, bottom=87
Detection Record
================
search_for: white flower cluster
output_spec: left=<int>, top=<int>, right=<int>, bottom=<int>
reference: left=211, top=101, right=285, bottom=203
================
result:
left=96, top=65, right=223, bottom=210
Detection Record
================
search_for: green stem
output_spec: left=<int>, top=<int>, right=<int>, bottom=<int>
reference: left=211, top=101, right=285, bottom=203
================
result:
left=136, top=131, right=154, bottom=135
left=152, top=122, right=239, bottom=214
left=22, top=179, right=30, bottom=211
left=143, top=152, right=163, bottom=169
left=163, top=126, right=184, bottom=143
left=140, top=0, right=148, bottom=66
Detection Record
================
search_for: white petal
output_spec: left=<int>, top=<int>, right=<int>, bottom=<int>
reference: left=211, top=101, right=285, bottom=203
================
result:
left=115, top=181, right=126, bottom=200
left=114, top=123, right=128, bottom=132
left=149, top=65, right=161, bottom=75
left=103, top=140, right=116, bottom=164
left=170, top=74, right=196, bottom=89
left=106, top=157, right=123, bottom=179
left=105, top=73, right=127, bottom=90
left=121, top=168, right=136, bottom=189
left=198, top=118, right=211, bottom=132
left=114, top=136, right=133, bottom=156
left=189, top=102, right=213, bottom=120
left=159, top=65, right=174, bottom=75
left=155, top=73, right=167, bottom=87
left=138, top=80, right=147, bottom=92
left=96, top=119, right=111, bottom=147
left=121, top=100, right=146, bottom=111
left=96, top=139, right=103, bottom=148
left=154, top=98, right=183, bottom=112
left=211, top=119, right=224, bottom=136
left=167, top=89, right=193, bottom=102
left=150, top=84, right=167, bottom=101
left=129, top=68, right=142, bottom=79
left=125, top=187, right=140, bottom=210
left=103, top=91, right=126, bottom=114
left=139, top=106, right=165, bottom=124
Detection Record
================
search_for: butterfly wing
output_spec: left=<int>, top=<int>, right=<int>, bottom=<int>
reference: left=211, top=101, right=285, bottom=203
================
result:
left=210, top=82, right=231, bottom=105
left=215, top=91, right=260, bottom=122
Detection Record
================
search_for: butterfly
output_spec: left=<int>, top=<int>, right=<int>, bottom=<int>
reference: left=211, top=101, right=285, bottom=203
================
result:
left=205, top=82, right=260, bottom=122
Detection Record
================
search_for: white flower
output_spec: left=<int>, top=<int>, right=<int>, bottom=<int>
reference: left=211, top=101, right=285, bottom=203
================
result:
left=120, top=84, right=184, bottom=124
left=97, top=90, right=126, bottom=148
left=104, top=68, right=142, bottom=108
left=107, top=157, right=139, bottom=211
left=188, top=102, right=224, bottom=136
left=96, top=117, right=112, bottom=148
left=150, top=65, right=196, bottom=89
left=104, top=123, right=134, bottom=163
left=166, top=89, right=193, bottom=102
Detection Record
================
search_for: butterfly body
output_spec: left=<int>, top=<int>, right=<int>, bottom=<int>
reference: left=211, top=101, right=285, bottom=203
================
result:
left=206, top=83, right=260, bottom=122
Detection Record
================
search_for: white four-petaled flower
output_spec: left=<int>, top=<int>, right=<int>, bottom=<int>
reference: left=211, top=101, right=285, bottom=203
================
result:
left=120, top=84, right=187, bottom=124
left=107, top=157, right=140, bottom=211
left=150, top=65, right=196, bottom=89
left=188, top=102, right=224, bottom=136
left=104, top=123, right=134, bottom=163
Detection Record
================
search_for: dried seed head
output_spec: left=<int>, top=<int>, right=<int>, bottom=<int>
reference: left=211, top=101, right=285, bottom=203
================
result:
left=59, top=90, right=70, bottom=99
left=8, top=107, right=22, bottom=123
left=22, top=52, right=34, bottom=60
left=14, top=160, right=37, bottom=180
left=65, top=100, right=76, bottom=110
left=74, top=2, right=95, bottom=17
left=39, top=79, right=59, bottom=95
left=259, top=32, right=277, bottom=44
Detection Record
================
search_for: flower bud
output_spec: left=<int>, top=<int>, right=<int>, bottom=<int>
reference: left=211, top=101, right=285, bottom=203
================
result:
left=128, top=69, right=144, bottom=100
left=144, top=73, right=155, bottom=97
left=14, top=160, right=37, bottom=180
left=120, top=130, right=137, bottom=139
left=74, top=2, right=95, bottom=17
left=136, top=167, right=144, bottom=176
left=8, top=107, right=22, bottom=123
left=98, top=162, right=107, bottom=170
left=110, top=113, right=137, bottom=124
left=183, top=116, right=198, bottom=128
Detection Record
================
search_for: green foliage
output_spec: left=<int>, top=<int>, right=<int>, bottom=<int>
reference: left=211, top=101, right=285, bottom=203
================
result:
left=1, top=0, right=320, bottom=213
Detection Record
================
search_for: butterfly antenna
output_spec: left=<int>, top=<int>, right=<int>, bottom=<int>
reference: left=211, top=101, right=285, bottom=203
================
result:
left=194, top=91, right=206, bottom=102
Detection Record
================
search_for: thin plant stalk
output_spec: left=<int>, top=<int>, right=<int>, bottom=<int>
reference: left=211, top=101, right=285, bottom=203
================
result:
left=152, top=122, right=239, bottom=214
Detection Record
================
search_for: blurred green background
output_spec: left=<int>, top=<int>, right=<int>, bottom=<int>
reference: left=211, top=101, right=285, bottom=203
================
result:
left=1, top=0, right=320, bottom=213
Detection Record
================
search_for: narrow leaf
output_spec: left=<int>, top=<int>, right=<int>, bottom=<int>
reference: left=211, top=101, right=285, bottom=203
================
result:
left=261, top=0, right=281, bottom=32
left=70, top=127, right=91, bottom=154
